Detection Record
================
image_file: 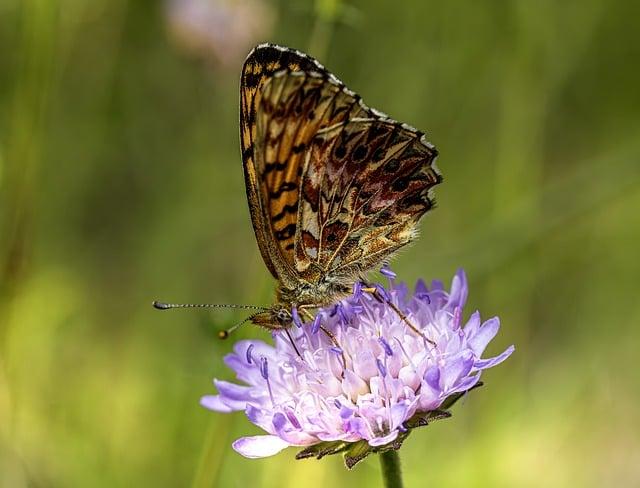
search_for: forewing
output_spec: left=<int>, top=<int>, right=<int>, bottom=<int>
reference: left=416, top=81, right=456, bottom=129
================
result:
left=240, top=44, right=373, bottom=285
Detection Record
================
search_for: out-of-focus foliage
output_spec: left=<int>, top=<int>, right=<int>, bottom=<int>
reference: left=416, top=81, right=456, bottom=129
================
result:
left=1, top=0, right=638, bottom=486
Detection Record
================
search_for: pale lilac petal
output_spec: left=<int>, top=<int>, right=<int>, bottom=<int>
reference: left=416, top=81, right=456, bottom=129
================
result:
left=463, top=311, right=482, bottom=337
left=450, top=373, right=481, bottom=394
left=345, top=417, right=371, bottom=438
left=447, top=269, right=468, bottom=310
left=424, top=366, right=441, bottom=390
left=214, top=380, right=254, bottom=403
left=368, top=430, right=399, bottom=446
left=390, top=403, right=409, bottom=428
left=342, top=370, right=369, bottom=402
left=468, top=317, right=500, bottom=355
left=200, top=395, right=234, bottom=412
left=353, top=350, right=378, bottom=381
left=475, top=345, right=515, bottom=369
left=232, top=435, right=291, bottom=458
left=441, top=354, right=474, bottom=390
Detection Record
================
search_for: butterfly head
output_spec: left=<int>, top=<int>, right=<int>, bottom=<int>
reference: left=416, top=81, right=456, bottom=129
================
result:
left=250, top=306, right=293, bottom=330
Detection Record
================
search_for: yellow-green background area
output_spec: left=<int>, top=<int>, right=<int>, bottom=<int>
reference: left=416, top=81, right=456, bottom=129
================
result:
left=1, top=0, right=639, bottom=486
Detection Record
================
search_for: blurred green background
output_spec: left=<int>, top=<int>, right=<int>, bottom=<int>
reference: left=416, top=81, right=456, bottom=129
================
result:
left=1, top=0, right=639, bottom=486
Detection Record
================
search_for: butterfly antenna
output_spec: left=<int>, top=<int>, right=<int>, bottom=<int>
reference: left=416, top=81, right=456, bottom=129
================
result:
left=152, top=301, right=268, bottom=311
left=218, top=313, right=261, bottom=340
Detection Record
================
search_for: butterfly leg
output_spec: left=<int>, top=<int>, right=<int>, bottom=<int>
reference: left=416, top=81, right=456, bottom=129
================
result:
left=361, top=285, right=436, bottom=346
left=296, top=307, right=346, bottom=371
left=283, top=327, right=303, bottom=359
left=318, top=325, right=347, bottom=375
left=298, top=307, right=317, bottom=320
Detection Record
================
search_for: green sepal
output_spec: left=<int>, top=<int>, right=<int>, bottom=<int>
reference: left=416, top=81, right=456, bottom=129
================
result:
left=343, top=440, right=373, bottom=469
left=295, top=440, right=350, bottom=460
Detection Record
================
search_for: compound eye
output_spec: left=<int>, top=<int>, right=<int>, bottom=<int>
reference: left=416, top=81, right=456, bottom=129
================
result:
left=276, top=309, right=290, bottom=324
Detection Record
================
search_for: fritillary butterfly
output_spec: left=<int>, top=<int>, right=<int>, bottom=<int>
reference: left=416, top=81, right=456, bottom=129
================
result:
left=239, top=44, right=442, bottom=330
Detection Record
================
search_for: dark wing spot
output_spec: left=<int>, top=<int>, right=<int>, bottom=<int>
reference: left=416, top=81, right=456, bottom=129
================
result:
left=353, top=145, right=367, bottom=161
left=263, top=160, right=288, bottom=175
left=272, top=203, right=298, bottom=223
left=242, top=146, right=254, bottom=161
left=334, top=145, right=347, bottom=159
left=269, top=182, right=298, bottom=198
left=400, top=192, right=431, bottom=210
left=285, top=243, right=295, bottom=251
left=384, top=159, right=400, bottom=173
left=372, top=147, right=385, bottom=161
left=392, top=177, right=410, bottom=192
left=292, top=143, right=306, bottom=154
left=243, top=72, right=261, bottom=88
left=274, top=223, right=296, bottom=241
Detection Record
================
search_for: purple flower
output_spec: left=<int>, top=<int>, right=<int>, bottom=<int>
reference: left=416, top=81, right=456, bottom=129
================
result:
left=201, top=269, right=514, bottom=462
left=165, top=0, right=274, bottom=67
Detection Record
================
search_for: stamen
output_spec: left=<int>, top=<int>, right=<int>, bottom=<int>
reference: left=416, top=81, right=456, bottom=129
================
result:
left=260, top=356, right=276, bottom=407
left=311, top=314, right=321, bottom=335
left=329, top=304, right=338, bottom=317
left=291, top=307, right=303, bottom=328
left=416, top=291, right=431, bottom=303
left=260, top=356, right=269, bottom=380
left=375, top=283, right=391, bottom=302
left=380, top=265, right=397, bottom=279
left=284, top=408, right=301, bottom=429
left=378, top=337, right=393, bottom=357
left=352, top=282, right=363, bottom=299
left=246, top=344, right=255, bottom=364
left=334, top=399, right=342, bottom=409
left=337, top=304, right=349, bottom=324
left=376, top=358, right=387, bottom=377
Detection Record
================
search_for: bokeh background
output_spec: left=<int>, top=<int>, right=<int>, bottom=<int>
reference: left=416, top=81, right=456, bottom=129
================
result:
left=1, top=0, right=639, bottom=486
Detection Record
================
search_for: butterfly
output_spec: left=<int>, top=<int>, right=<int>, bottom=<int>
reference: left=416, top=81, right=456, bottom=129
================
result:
left=239, top=44, right=442, bottom=331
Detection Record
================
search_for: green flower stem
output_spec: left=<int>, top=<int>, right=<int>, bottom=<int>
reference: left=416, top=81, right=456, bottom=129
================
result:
left=379, top=450, right=404, bottom=488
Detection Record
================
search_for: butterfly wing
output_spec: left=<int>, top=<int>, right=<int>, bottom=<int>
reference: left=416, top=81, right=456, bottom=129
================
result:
left=240, top=44, right=373, bottom=288
left=240, top=44, right=326, bottom=285
left=297, top=116, right=440, bottom=282
left=240, top=44, right=441, bottom=293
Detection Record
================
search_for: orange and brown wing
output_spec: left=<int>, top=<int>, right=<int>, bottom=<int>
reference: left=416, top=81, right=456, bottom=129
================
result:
left=240, top=44, right=441, bottom=291
left=240, top=44, right=329, bottom=283
left=240, top=44, right=373, bottom=286
left=297, top=117, right=440, bottom=282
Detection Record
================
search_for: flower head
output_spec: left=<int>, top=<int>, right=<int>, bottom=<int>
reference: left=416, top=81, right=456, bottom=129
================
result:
left=165, top=0, right=274, bottom=67
left=202, top=269, right=514, bottom=466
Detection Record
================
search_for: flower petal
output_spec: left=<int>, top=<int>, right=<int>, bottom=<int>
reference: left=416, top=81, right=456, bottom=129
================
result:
left=232, top=435, right=291, bottom=458
left=368, top=430, right=399, bottom=446
left=463, top=310, right=481, bottom=337
left=475, top=345, right=515, bottom=369
left=200, top=395, right=234, bottom=412
left=447, top=269, right=468, bottom=310
left=468, top=317, right=500, bottom=355
left=441, top=353, right=474, bottom=391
